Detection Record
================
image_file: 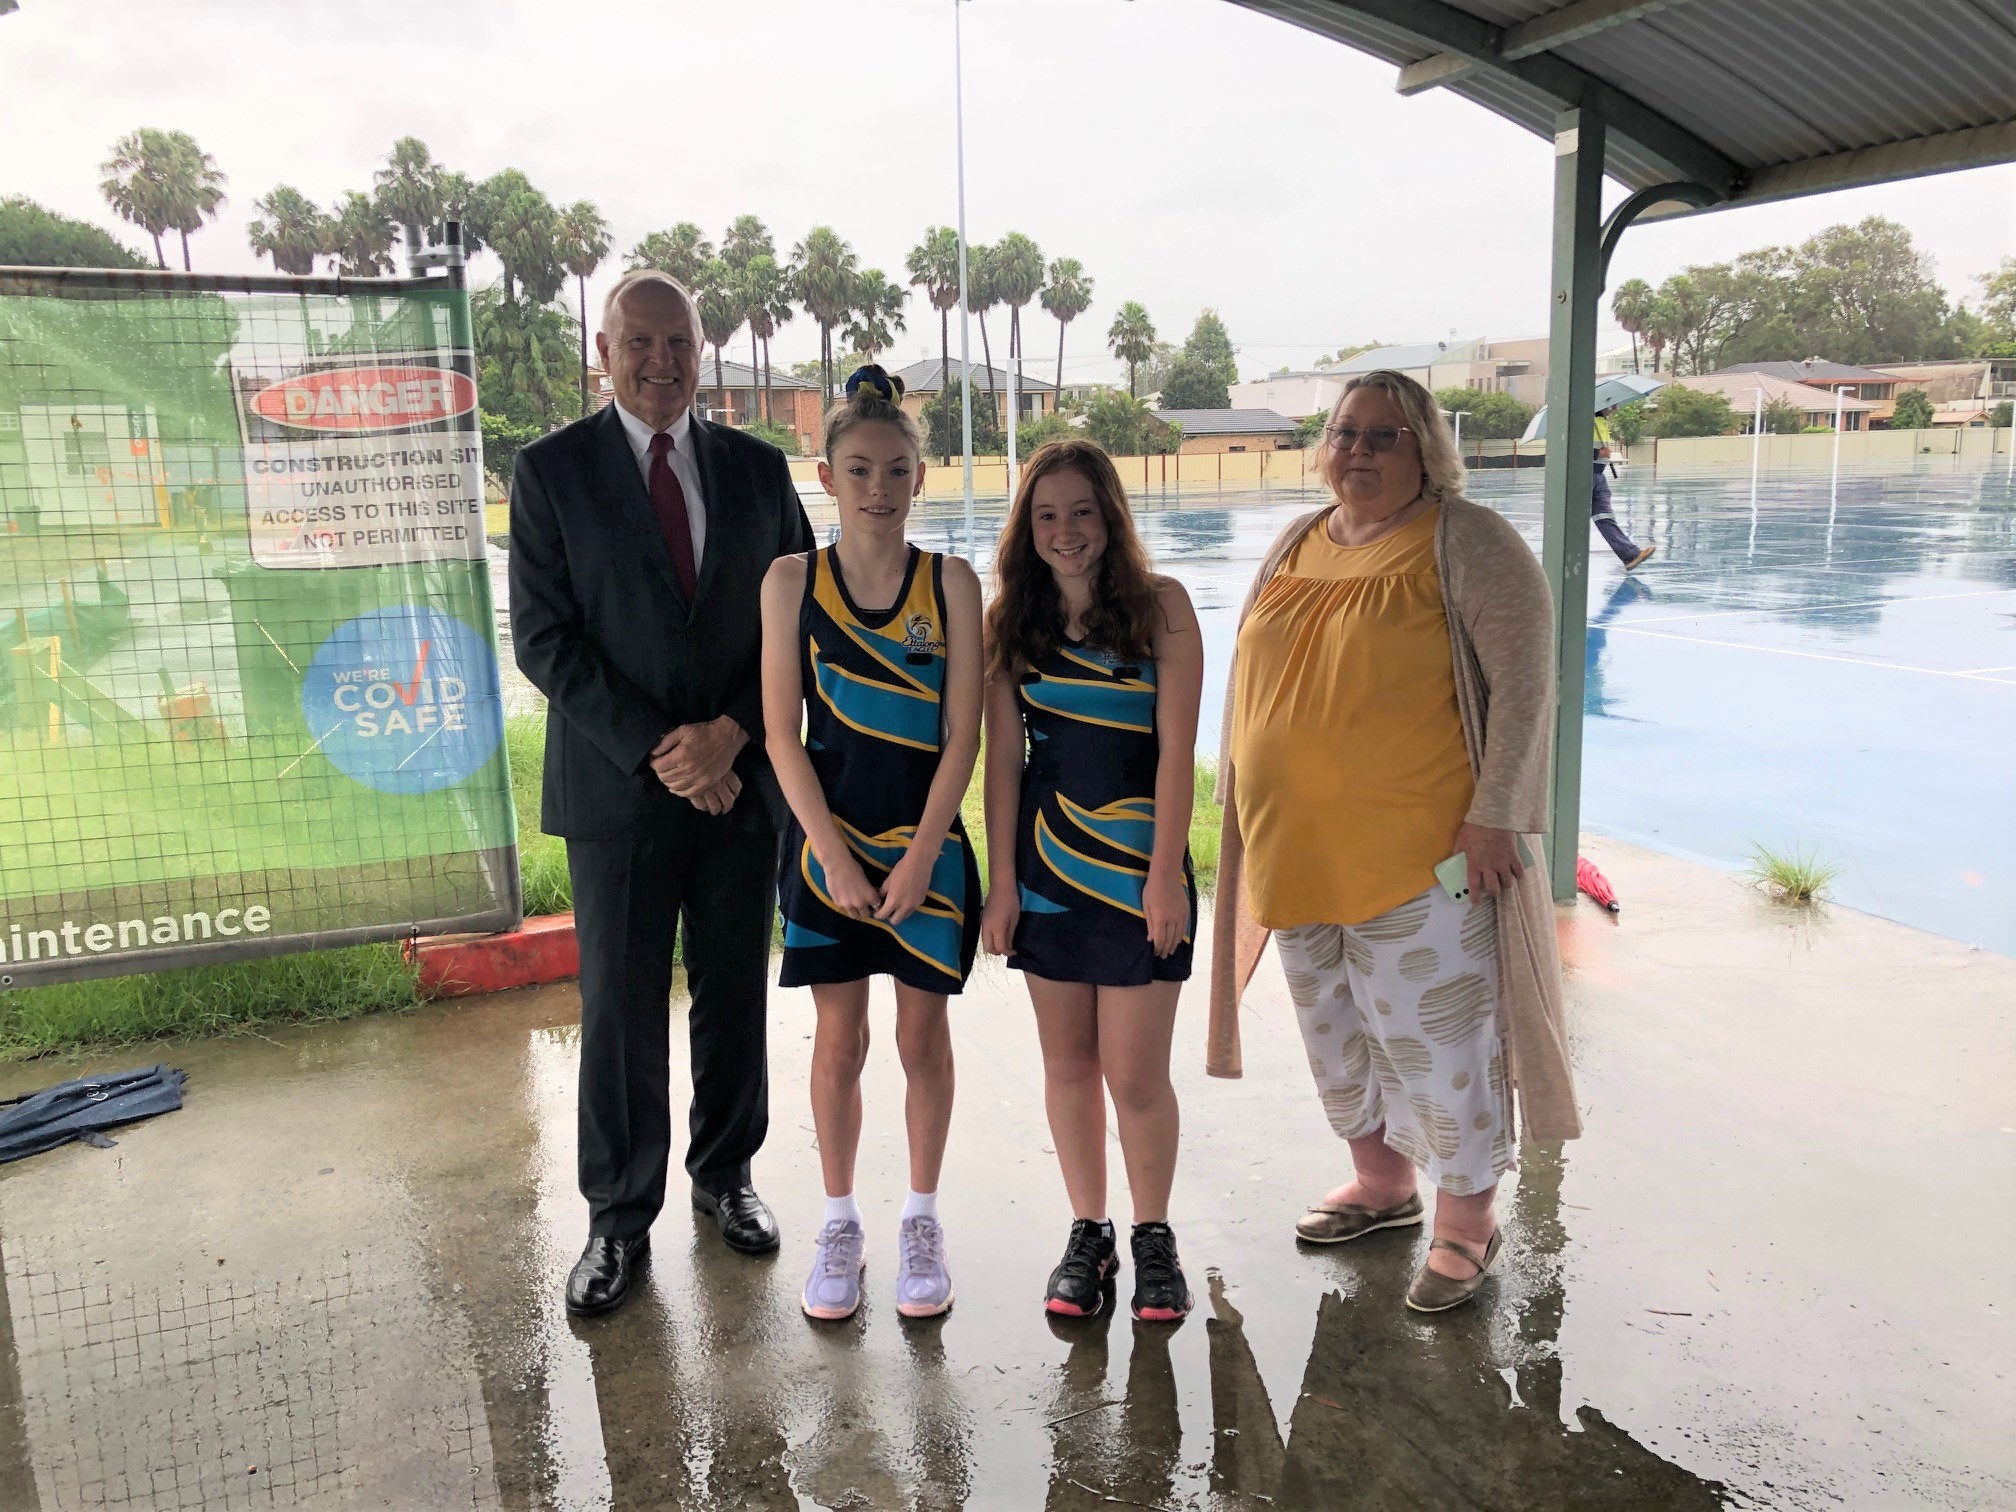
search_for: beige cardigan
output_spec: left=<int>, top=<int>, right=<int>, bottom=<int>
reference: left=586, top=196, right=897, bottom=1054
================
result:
left=1206, top=496, right=1582, bottom=1143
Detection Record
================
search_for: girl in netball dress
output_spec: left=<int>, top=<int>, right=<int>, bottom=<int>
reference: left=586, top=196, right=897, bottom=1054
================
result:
left=979, top=439, right=1202, bottom=1322
left=761, top=366, right=982, bottom=1323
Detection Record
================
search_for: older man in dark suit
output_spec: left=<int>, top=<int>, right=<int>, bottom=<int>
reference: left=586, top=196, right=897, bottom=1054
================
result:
left=510, top=269, right=812, bottom=1316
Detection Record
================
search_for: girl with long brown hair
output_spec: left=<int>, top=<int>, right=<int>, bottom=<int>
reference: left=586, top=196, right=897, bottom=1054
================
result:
left=979, top=439, right=1203, bottom=1321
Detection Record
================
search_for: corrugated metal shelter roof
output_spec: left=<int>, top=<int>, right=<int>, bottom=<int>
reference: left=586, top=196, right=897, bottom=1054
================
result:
left=1227, top=0, right=2016, bottom=214
left=1152, top=408, right=1300, bottom=434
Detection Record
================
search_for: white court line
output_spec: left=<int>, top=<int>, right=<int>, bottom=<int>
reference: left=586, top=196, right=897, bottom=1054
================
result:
left=1606, top=625, right=2012, bottom=681
left=1627, top=586, right=2016, bottom=627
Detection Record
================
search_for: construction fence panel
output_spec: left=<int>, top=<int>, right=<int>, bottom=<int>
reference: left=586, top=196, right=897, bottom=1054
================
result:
left=0, top=270, right=518, bottom=986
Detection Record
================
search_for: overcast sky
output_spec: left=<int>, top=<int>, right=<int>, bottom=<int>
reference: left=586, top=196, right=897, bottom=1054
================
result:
left=6, top=0, right=2012, bottom=384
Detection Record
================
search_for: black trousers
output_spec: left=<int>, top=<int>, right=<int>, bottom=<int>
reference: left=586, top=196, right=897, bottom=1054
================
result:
left=567, top=807, right=776, bottom=1240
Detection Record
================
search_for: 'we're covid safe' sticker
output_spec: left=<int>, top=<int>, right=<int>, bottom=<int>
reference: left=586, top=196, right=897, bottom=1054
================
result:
left=301, top=607, right=504, bottom=795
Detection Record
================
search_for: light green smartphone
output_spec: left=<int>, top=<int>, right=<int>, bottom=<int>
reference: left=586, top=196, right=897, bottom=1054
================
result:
left=1434, top=836, right=1536, bottom=903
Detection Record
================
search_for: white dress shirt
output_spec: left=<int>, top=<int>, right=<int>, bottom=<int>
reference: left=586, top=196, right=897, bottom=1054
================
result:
left=612, top=400, right=707, bottom=568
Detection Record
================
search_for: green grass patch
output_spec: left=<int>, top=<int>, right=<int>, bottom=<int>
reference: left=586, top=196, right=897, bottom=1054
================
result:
left=1744, top=842, right=1840, bottom=906
left=0, top=942, right=420, bottom=1062
left=504, top=714, right=1226, bottom=916
left=0, top=713, right=1226, bottom=1060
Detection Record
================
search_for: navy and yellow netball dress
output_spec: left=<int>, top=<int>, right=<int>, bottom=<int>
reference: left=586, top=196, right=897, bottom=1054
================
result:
left=778, top=546, right=981, bottom=994
left=1009, top=638, right=1195, bottom=986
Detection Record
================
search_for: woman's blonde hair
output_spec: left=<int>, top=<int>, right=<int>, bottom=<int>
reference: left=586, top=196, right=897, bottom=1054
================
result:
left=823, top=364, right=923, bottom=459
left=1317, top=368, right=1467, bottom=503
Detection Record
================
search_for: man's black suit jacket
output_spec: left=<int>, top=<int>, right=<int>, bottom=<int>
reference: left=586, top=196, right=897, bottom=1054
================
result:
left=508, top=404, right=813, bottom=839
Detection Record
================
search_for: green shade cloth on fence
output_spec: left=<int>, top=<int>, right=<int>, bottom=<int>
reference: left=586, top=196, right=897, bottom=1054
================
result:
left=0, top=275, right=518, bottom=987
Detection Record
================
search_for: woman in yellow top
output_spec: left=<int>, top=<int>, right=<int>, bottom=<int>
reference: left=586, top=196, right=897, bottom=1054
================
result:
left=1222, top=369, right=1573, bottom=1314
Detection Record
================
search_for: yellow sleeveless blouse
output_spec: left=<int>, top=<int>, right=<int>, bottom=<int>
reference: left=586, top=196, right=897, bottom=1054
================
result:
left=1229, top=506, right=1475, bottom=929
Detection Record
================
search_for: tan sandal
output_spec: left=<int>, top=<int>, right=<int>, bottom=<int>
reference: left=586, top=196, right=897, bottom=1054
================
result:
left=1405, top=1230, right=1502, bottom=1313
left=1294, top=1193, right=1424, bottom=1244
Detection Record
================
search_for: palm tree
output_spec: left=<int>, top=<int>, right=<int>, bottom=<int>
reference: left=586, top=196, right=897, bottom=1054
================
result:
left=159, top=133, right=227, bottom=272
left=693, top=257, right=744, bottom=414
left=742, top=255, right=792, bottom=424
left=326, top=191, right=396, bottom=276
left=907, top=227, right=963, bottom=447
left=1642, top=295, right=1677, bottom=374
left=627, top=222, right=714, bottom=286
left=476, top=172, right=563, bottom=303
left=373, top=136, right=445, bottom=256
left=1612, top=278, right=1654, bottom=374
left=556, top=200, right=611, bottom=417
left=247, top=186, right=329, bottom=275
left=964, top=241, right=1001, bottom=408
left=1107, top=301, right=1157, bottom=397
left=790, top=226, right=859, bottom=413
left=437, top=170, right=480, bottom=255
left=1040, top=256, right=1094, bottom=399
left=991, top=233, right=1044, bottom=396
left=101, top=129, right=175, bottom=267
left=722, top=215, right=773, bottom=273
left=101, top=128, right=224, bottom=270
left=722, top=217, right=777, bottom=417
left=843, top=269, right=907, bottom=365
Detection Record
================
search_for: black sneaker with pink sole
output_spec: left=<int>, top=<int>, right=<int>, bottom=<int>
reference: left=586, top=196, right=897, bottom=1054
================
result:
left=1129, top=1222, right=1193, bottom=1323
left=1044, top=1219, right=1119, bottom=1317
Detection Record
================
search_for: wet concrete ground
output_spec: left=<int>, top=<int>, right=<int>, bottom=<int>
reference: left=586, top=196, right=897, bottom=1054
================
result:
left=2, top=836, right=2011, bottom=1509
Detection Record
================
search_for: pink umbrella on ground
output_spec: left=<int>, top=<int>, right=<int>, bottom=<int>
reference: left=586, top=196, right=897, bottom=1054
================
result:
left=1576, top=856, right=1620, bottom=912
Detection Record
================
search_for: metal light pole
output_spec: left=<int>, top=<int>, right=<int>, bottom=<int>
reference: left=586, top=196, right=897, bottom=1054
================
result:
left=1829, top=383, right=1848, bottom=520
left=1749, top=384, right=1764, bottom=505
left=953, top=0, right=974, bottom=555
left=1748, top=384, right=1764, bottom=557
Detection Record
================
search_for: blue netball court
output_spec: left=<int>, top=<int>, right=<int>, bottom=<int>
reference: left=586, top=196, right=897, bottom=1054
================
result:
left=904, top=457, right=2016, bottom=957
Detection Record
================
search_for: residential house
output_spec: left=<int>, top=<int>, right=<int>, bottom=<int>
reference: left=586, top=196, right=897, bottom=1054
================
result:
left=1873, top=358, right=2016, bottom=425
left=586, top=361, right=824, bottom=454
left=1715, top=359, right=1900, bottom=425
left=886, top=358, right=1056, bottom=433
left=1671, top=371, right=1878, bottom=431
left=1230, top=337, right=1552, bottom=417
left=1228, top=370, right=1349, bottom=422
left=1149, top=408, right=1299, bottom=455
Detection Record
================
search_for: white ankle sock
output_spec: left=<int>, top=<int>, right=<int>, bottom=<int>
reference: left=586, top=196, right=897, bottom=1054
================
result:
left=823, top=1193, right=862, bottom=1229
left=900, top=1189, right=938, bottom=1223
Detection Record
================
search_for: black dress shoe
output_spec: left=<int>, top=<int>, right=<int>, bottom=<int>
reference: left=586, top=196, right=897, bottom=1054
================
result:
left=565, top=1233, right=649, bottom=1316
left=692, top=1184, right=781, bottom=1254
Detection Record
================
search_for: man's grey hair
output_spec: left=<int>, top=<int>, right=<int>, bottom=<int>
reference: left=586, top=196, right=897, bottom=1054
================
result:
left=601, top=268, right=698, bottom=335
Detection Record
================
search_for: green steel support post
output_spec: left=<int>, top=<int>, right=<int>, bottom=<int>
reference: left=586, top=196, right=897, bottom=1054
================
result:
left=1541, top=107, right=1605, bottom=902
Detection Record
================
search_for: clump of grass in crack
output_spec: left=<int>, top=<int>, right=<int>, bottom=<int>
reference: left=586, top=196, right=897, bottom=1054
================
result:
left=1745, top=843, right=1840, bottom=906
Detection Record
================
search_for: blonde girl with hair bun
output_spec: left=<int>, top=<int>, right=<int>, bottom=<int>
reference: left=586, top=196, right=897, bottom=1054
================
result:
left=760, top=364, right=983, bottom=1324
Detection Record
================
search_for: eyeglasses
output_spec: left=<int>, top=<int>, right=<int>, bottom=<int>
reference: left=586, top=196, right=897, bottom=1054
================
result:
left=1324, top=424, right=1414, bottom=453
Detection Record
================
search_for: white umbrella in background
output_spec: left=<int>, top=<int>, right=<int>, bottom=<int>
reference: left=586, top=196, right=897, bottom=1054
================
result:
left=1521, top=373, right=1667, bottom=442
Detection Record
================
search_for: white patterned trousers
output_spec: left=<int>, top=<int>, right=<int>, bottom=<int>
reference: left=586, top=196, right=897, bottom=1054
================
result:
left=1275, top=886, right=1514, bottom=1195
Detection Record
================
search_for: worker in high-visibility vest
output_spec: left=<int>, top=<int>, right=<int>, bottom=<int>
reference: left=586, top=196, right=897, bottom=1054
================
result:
left=1593, top=406, right=1654, bottom=571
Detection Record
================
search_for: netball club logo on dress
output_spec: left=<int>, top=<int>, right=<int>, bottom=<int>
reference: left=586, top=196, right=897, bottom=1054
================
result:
left=903, top=613, right=944, bottom=653
left=301, top=606, right=503, bottom=795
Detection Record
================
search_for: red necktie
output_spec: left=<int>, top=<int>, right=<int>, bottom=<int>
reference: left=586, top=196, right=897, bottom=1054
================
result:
left=647, top=431, right=698, bottom=600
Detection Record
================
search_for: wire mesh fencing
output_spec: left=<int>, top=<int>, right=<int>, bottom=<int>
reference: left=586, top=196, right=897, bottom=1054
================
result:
left=0, top=269, right=518, bottom=988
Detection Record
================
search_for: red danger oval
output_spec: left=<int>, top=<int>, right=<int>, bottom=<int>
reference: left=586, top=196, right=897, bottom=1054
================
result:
left=251, top=366, right=477, bottom=432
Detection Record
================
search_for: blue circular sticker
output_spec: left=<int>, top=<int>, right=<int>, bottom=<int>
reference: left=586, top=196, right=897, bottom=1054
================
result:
left=301, top=606, right=504, bottom=794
